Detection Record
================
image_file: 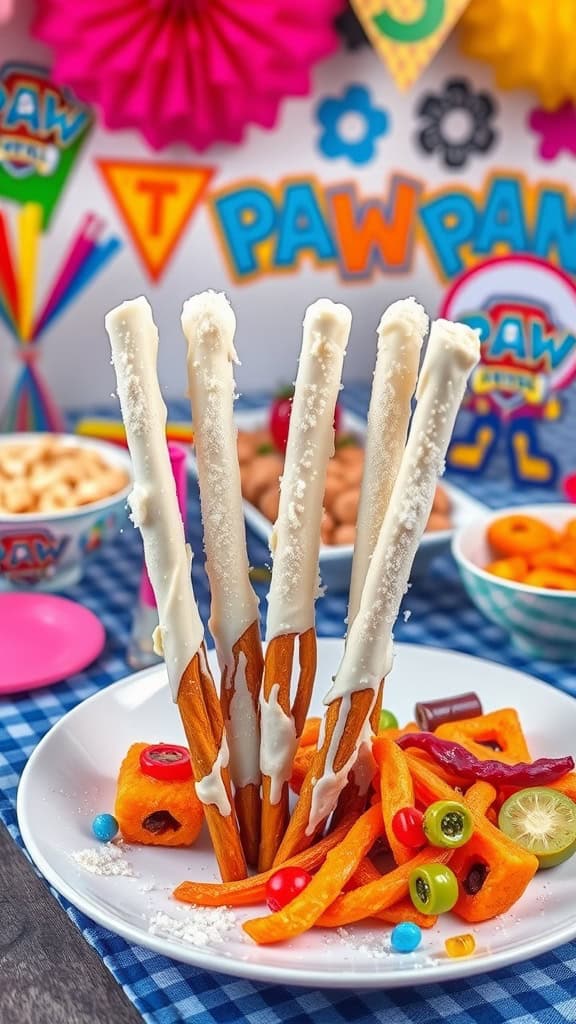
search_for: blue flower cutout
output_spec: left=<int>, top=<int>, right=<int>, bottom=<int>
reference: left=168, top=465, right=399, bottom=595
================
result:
left=316, top=84, right=389, bottom=165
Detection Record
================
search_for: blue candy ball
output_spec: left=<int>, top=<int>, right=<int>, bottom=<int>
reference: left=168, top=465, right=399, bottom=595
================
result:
left=92, top=813, right=119, bottom=843
left=391, top=921, right=422, bottom=953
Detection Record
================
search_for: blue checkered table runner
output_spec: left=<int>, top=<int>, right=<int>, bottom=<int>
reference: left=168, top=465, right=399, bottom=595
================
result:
left=1, top=386, right=576, bottom=1024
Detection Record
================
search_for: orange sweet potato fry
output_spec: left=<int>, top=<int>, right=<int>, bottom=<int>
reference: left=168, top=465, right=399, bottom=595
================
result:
left=299, top=717, right=321, bottom=747
left=348, top=858, right=436, bottom=929
left=549, top=773, right=576, bottom=802
left=317, top=846, right=453, bottom=928
left=174, top=818, right=353, bottom=907
left=380, top=722, right=420, bottom=742
left=435, top=708, right=531, bottom=762
left=407, top=758, right=538, bottom=923
left=464, top=780, right=497, bottom=815
left=377, top=898, right=437, bottom=929
left=290, top=745, right=315, bottom=795
left=373, top=736, right=415, bottom=864
left=405, top=749, right=464, bottom=787
left=243, top=804, right=383, bottom=944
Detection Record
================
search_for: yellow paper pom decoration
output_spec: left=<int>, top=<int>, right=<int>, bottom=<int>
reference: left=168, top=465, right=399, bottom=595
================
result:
left=460, top=0, right=576, bottom=110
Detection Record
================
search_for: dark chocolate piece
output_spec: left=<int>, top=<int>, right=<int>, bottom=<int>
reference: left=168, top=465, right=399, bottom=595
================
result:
left=142, top=810, right=181, bottom=835
left=415, top=692, right=483, bottom=732
left=463, top=862, right=489, bottom=896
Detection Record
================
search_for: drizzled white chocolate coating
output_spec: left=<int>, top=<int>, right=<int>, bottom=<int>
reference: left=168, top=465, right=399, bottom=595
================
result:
left=105, top=297, right=204, bottom=702
left=226, top=651, right=260, bottom=788
left=327, top=318, right=480, bottom=705
left=266, top=299, right=351, bottom=641
left=181, top=291, right=260, bottom=670
left=307, top=694, right=376, bottom=836
left=308, top=318, right=480, bottom=830
left=194, top=734, right=232, bottom=816
left=259, top=683, right=298, bottom=804
left=348, top=298, right=428, bottom=625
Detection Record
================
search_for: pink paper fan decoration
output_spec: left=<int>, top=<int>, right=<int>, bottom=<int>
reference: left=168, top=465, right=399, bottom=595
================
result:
left=34, top=0, right=344, bottom=151
left=0, top=0, right=14, bottom=23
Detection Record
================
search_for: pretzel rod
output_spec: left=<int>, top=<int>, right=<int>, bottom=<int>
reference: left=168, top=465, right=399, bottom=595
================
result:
left=259, top=299, right=351, bottom=870
left=181, top=292, right=264, bottom=865
left=105, top=297, right=246, bottom=882
left=179, top=647, right=246, bottom=880
left=331, top=680, right=383, bottom=829
left=348, top=297, right=428, bottom=623
left=259, top=628, right=316, bottom=869
left=336, top=298, right=428, bottom=819
left=275, top=318, right=480, bottom=864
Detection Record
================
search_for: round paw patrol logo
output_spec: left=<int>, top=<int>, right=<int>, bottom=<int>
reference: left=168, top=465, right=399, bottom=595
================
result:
left=441, top=256, right=576, bottom=486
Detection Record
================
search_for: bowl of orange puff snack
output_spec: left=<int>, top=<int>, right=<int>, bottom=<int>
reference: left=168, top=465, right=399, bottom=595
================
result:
left=0, top=433, right=132, bottom=591
left=453, top=504, right=576, bottom=661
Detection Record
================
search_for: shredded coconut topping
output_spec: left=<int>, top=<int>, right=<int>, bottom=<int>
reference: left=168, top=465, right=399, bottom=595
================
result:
left=182, top=291, right=260, bottom=681
left=266, top=299, right=350, bottom=641
left=348, top=298, right=428, bottom=625
left=307, top=319, right=479, bottom=829
left=326, top=319, right=479, bottom=708
left=105, top=297, right=205, bottom=701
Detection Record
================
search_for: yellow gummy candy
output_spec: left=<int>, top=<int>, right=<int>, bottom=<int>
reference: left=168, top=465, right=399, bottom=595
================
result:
left=445, top=933, right=476, bottom=958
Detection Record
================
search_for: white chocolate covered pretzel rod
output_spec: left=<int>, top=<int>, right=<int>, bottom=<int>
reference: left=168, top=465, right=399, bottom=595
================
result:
left=275, top=317, right=480, bottom=864
left=258, top=298, right=351, bottom=870
left=335, top=298, right=428, bottom=823
left=181, top=291, right=264, bottom=866
left=348, top=298, right=428, bottom=623
left=105, top=297, right=246, bottom=881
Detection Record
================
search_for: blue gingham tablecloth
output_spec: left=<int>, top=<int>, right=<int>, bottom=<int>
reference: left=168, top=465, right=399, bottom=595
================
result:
left=2, top=387, right=576, bottom=1024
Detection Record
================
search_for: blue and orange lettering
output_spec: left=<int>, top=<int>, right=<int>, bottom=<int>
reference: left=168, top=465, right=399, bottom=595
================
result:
left=533, top=190, right=576, bottom=274
left=213, top=187, right=277, bottom=277
left=419, top=192, right=477, bottom=278
left=275, top=183, right=336, bottom=268
left=474, top=179, right=528, bottom=256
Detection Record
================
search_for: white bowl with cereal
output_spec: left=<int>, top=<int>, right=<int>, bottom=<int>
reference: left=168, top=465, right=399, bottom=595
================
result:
left=0, top=433, right=132, bottom=591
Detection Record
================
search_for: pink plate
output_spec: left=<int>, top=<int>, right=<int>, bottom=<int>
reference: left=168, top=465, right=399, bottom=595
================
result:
left=0, top=593, right=105, bottom=694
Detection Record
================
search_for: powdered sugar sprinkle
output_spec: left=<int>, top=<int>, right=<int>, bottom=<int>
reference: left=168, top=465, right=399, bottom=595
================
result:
left=71, top=844, right=135, bottom=877
left=149, top=906, right=237, bottom=947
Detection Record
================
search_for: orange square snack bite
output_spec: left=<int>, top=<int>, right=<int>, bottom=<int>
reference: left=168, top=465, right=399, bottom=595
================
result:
left=115, top=743, right=204, bottom=847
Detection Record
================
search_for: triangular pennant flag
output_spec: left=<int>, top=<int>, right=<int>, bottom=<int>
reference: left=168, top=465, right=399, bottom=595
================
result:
left=351, top=0, right=471, bottom=91
left=97, top=160, right=214, bottom=281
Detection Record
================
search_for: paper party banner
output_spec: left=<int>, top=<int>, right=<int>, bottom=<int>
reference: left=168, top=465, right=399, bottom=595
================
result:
left=0, top=63, right=92, bottom=228
left=351, top=0, right=471, bottom=90
left=97, top=160, right=214, bottom=281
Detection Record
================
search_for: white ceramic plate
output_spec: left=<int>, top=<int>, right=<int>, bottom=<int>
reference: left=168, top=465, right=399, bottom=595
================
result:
left=18, top=640, right=576, bottom=989
left=187, top=409, right=486, bottom=592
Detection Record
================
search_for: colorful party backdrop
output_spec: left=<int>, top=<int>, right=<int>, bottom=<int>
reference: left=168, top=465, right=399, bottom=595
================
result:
left=0, top=1, right=575, bottom=487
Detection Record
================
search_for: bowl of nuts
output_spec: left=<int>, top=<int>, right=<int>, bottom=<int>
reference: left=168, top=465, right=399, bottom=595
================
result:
left=189, top=407, right=486, bottom=592
left=0, top=433, right=132, bottom=591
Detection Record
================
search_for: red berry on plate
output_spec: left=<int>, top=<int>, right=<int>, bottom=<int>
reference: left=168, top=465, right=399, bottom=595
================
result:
left=269, top=391, right=293, bottom=453
left=392, top=806, right=426, bottom=849
left=265, top=865, right=312, bottom=911
left=269, top=387, right=342, bottom=453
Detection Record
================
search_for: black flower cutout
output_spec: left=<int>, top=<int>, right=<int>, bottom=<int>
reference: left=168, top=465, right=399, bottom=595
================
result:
left=416, top=77, right=498, bottom=169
